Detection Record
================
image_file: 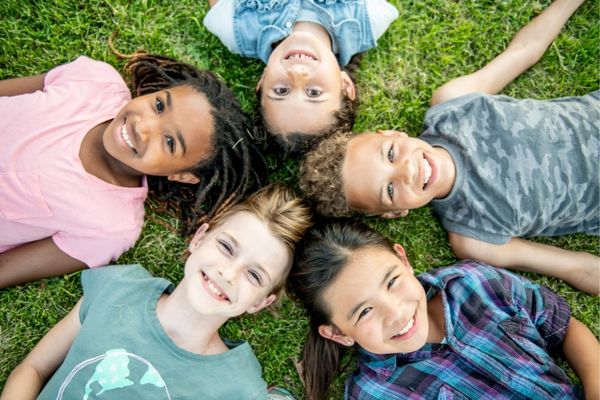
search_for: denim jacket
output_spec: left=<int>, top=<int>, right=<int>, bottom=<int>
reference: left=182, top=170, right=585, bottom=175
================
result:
left=233, top=0, right=375, bottom=66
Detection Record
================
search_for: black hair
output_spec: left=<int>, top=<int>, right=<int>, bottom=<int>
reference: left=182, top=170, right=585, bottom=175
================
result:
left=287, top=219, right=392, bottom=400
left=125, top=53, right=267, bottom=233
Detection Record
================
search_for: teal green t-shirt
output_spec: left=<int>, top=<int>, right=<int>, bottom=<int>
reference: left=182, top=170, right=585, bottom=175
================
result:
left=37, top=264, right=268, bottom=400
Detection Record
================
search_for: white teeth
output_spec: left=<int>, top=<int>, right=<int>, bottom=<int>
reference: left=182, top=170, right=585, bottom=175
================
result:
left=287, top=52, right=315, bottom=61
left=422, top=157, right=432, bottom=188
left=206, top=279, right=225, bottom=298
left=397, top=317, right=415, bottom=335
left=121, top=124, right=135, bottom=150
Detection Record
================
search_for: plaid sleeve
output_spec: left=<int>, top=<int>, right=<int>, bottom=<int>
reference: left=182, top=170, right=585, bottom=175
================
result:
left=503, top=271, right=571, bottom=350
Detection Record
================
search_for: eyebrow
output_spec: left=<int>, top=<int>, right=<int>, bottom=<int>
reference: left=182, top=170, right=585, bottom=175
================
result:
left=266, top=95, right=327, bottom=104
left=378, top=141, right=389, bottom=206
left=346, top=264, right=397, bottom=321
left=164, top=90, right=187, bottom=155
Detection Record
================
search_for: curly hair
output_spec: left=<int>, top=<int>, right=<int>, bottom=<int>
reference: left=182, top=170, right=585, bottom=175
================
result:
left=252, top=54, right=363, bottom=154
left=124, top=53, right=267, bottom=234
left=298, top=131, right=355, bottom=217
left=209, top=183, right=313, bottom=297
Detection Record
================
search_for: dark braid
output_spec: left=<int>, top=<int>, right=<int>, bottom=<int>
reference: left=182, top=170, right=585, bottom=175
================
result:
left=124, top=53, right=267, bottom=234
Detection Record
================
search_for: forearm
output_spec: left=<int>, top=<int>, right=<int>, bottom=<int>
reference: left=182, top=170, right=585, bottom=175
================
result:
left=0, top=238, right=86, bottom=289
left=449, top=234, right=599, bottom=294
left=562, top=317, right=599, bottom=399
left=0, top=73, right=46, bottom=96
left=506, top=0, right=586, bottom=65
left=1, top=364, right=45, bottom=400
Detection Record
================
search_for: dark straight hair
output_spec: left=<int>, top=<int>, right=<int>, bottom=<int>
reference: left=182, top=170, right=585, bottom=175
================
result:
left=287, top=219, right=393, bottom=400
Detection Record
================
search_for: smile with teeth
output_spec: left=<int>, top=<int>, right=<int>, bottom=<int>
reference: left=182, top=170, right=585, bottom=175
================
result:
left=120, top=123, right=137, bottom=154
left=202, top=272, right=230, bottom=302
left=422, top=156, right=432, bottom=190
left=392, top=315, right=415, bottom=338
left=285, top=50, right=317, bottom=61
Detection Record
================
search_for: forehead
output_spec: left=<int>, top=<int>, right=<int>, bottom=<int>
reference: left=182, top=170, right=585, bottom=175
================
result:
left=209, top=211, right=290, bottom=280
left=170, top=85, right=215, bottom=159
left=342, top=133, right=387, bottom=213
left=261, top=95, right=340, bottom=136
left=323, top=247, right=398, bottom=316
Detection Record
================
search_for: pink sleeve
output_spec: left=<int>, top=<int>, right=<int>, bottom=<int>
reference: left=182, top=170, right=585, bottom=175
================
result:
left=45, top=56, right=126, bottom=89
left=52, top=226, right=143, bottom=268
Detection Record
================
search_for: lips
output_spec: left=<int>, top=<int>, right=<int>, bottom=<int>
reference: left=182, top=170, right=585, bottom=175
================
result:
left=390, top=313, right=417, bottom=340
left=422, top=154, right=435, bottom=191
left=201, top=272, right=230, bottom=303
left=284, top=49, right=317, bottom=61
left=120, top=120, right=137, bottom=154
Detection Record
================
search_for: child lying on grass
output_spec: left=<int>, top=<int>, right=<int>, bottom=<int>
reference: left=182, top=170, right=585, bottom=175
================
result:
left=299, top=0, right=599, bottom=294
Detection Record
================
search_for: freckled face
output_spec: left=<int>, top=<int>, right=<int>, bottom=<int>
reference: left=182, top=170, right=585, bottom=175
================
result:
left=321, top=246, right=429, bottom=355
left=183, top=211, right=291, bottom=318
left=103, top=85, right=214, bottom=177
left=342, top=131, right=455, bottom=215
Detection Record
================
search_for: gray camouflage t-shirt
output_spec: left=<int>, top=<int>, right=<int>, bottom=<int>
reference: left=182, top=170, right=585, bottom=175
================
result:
left=421, top=91, right=599, bottom=244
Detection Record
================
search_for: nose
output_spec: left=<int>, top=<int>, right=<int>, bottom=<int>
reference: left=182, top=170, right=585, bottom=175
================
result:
left=136, top=116, right=160, bottom=142
left=287, top=64, right=309, bottom=83
left=397, top=157, right=415, bottom=185
left=218, top=263, right=239, bottom=284
left=382, top=301, right=403, bottom=327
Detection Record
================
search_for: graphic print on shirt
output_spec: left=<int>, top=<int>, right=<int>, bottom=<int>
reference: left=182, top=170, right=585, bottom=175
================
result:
left=56, top=349, right=171, bottom=399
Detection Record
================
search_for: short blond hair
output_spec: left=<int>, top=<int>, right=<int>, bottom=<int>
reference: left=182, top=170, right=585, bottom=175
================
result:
left=209, top=183, right=313, bottom=296
left=299, top=132, right=355, bottom=217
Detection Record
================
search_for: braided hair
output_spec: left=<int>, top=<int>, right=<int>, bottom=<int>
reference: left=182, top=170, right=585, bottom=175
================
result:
left=125, top=53, right=267, bottom=234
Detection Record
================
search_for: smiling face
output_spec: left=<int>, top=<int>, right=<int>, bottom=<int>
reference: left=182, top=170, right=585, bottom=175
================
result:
left=258, top=31, right=355, bottom=137
left=182, top=211, right=291, bottom=319
left=319, top=245, right=430, bottom=355
left=341, top=131, right=456, bottom=217
left=103, top=85, right=214, bottom=179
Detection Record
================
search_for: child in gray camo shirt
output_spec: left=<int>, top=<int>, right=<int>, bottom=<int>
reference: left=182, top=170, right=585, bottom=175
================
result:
left=299, top=0, right=599, bottom=294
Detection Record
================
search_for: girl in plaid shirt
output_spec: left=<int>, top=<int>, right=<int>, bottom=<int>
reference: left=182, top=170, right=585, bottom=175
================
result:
left=288, top=221, right=599, bottom=400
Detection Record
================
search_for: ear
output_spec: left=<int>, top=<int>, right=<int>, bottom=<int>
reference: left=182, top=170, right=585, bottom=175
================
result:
left=167, top=172, right=200, bottom=185
left=247, top=294, right=276, bottom=314
left=256, top=70, right=265, bottom=92
left=189, top=223, right=210, bottom=252
left=381, top=209, right=409, bottom=219
left=318, top=325, right=355, bottom=347
left=340, top=71, right=356, bottom=100
left=393, top=243, right=413, bottom=273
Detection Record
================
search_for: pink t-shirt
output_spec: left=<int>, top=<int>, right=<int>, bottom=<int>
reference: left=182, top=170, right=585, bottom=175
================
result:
left=0, top=56, right=148, bottom=267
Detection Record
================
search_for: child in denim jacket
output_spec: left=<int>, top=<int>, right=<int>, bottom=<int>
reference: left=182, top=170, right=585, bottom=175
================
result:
left=204, top=0, right=398, bottom=152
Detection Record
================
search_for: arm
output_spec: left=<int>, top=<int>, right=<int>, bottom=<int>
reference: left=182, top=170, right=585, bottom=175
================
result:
left=448, top=233, right=599, bottom=295
left=0, top=238, right=86, bottom=289
left=561, top=317, right=599, bottom=400
left=207, top=0, right=218, bottom=7
left=0, top=73, right=46, bottom=96
left=431, top=0, right=585, bottom=106
left=0, top=299, right=82, bottom=400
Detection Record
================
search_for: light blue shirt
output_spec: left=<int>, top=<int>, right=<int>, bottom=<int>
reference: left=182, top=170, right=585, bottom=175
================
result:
left=204, top=0, right=398, bottom=65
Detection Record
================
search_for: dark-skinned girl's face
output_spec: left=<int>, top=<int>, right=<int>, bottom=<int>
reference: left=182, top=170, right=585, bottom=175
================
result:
left=103, top=85, right=214, bottom=180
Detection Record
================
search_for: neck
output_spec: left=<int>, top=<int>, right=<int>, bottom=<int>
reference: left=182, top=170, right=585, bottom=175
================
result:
left=79, top=120, right=143, bottom=187
left=426, top=292, right=445, bottom=343
left=156, top=284, right=228, bottom=355
left=291, top=21, right=332, bottom=49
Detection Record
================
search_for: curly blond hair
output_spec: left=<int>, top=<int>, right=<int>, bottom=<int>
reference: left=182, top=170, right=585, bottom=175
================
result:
left=298, top=132, right=356, bottom=217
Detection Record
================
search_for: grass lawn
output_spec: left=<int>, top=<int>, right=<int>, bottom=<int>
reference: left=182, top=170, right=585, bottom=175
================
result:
left=1, top=0, right=598, bottom=398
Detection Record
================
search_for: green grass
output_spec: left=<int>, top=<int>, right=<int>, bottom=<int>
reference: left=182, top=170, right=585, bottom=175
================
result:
left=1, top=1, right=598, bottom=398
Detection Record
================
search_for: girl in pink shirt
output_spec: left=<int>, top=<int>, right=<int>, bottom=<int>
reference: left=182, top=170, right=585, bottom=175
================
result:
left=0, top=53, right=264, bottom=288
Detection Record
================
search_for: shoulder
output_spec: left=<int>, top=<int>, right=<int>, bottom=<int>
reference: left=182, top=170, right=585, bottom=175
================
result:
left=44, top=56, right=127, bottom=90
left=81, top=264, right=153, bottom=293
